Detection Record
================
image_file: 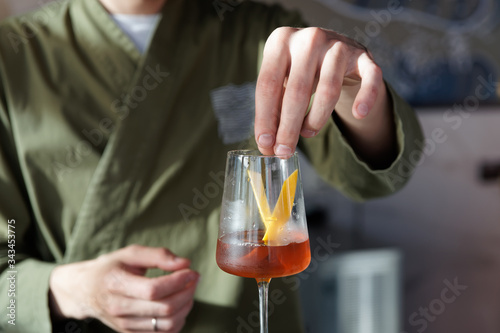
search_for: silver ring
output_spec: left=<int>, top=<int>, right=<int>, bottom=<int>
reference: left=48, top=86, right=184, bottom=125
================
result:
left=152, top=317, right=158, bottom=332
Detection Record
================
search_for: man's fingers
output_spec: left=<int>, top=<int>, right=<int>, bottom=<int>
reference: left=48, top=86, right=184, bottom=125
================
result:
left=113, top=244, right=191, bottom=272
left=301, top=42, right=346, bottom=137
left=352, top=52, right=382, bottom=119
left=255, top=28, right=292, bottom=155
left=107, top=268, right=199, bottom=301
left=103, top=281, right=197, bottom=318
left=91, top=246, right=199, bottom=333
left=256, top=26, right=383, bottom=155
left=112, top=300, right=193, bottom=333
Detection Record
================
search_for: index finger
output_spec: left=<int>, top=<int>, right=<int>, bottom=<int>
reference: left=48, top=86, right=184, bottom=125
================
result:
left=255, top=28, right=292, bottom=155
left=113, top=244, right=191, bottom=272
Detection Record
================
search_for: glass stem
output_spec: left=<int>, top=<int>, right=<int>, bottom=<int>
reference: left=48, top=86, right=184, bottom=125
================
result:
left=257, top=278, right=271, bottom=333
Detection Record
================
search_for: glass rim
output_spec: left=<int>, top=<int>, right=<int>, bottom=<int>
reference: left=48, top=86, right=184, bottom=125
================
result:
left=226, top=149, right=297, bottom=160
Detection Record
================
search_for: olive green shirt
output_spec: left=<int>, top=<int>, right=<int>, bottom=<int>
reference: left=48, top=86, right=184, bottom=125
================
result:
left=0, top=0, right=423, bottom=332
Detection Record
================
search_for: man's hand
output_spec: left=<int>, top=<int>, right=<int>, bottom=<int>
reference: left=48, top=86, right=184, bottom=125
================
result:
left=255, top=27, right=397, bottom=168
left=49, top=245, right=199, bottom=333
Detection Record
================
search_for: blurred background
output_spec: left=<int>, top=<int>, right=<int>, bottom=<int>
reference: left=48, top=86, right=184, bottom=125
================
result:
left=2, top=0, right=500, bottom=332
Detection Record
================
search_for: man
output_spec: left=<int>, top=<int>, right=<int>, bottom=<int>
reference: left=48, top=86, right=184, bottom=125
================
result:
left=0, top=0, right=422, bottom=332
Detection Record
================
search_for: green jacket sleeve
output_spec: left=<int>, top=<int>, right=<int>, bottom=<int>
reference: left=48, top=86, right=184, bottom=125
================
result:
left=0, top=44, right=57, bottom=333
left=298, top=83, right=424, bottom=201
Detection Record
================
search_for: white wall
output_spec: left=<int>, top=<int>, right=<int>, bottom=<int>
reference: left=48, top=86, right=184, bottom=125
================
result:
left=365, top=109, right=500, bottom=332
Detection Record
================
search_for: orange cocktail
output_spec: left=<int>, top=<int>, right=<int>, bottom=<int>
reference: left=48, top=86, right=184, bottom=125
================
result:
left=216, top=230, right=311, bottom=279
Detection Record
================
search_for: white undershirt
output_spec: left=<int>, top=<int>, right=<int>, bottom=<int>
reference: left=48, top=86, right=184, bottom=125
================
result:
left=111, top=14, right=161, bottom=54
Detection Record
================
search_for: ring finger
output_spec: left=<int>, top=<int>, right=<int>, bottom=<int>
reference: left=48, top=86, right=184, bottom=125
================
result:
left=113, top=300, right=193, bottom=332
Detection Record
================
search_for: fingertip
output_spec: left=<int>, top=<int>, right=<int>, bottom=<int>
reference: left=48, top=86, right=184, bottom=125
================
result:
left=258, top=147, right=274, bottom=156
left=300, top=129, right=318, bottom=138
left=257, top=133, right=276, bottom=156
left=354, top=103, right=369, bottom=119
left=185, top=270, right=200, bottom=286
left=274, top=144, right=294, bottom=156
left=161, top=248, right=188, bottom=262
left=174, top=258, right=192, bottom=270
left=158, top=253, right=191, bottom=272
left=187, top=272, right=201, bottom=287
left=174, top=256, right=190, bottom=263
left=257, top=133, right=275, bottom=149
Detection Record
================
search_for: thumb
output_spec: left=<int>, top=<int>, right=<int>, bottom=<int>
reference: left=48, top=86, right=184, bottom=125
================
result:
left=114, top=244, right=191, bottom=272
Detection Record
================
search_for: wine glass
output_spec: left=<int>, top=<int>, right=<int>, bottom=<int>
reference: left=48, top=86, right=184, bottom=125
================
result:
left=216, top=150, right=311, bottom=333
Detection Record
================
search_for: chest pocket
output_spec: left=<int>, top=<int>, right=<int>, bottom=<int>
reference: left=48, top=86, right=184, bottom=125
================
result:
left=210, top=82, right=256, bottom=144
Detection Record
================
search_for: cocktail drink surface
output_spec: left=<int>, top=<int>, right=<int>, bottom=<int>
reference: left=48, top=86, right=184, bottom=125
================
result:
left=216, top=230, right=311, bottom=279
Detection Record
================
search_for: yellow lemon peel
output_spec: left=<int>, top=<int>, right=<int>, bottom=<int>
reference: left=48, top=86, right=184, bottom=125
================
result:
left=248, top=169, right=298, bottom=244
left=247, top=169, right=272, bottom=228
